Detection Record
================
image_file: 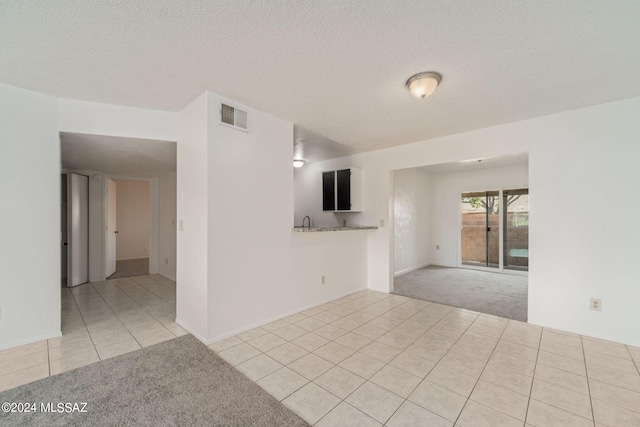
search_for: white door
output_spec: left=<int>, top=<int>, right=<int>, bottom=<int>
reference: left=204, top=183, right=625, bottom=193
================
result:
left=105, top=178, right=117, bottom=277
left=67, top=174, right=89, bottom=287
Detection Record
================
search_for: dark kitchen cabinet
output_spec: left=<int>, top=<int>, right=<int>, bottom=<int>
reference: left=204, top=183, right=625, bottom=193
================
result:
left=322, top=168, right=362, bottom=212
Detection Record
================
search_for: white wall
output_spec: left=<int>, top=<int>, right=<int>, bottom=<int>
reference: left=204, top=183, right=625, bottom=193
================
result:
left=527, top=104, right=640, bottom=346
left=205, top=93, right=364, bottom=340
left=0, top=83, right=60, bottom=349
left=0, top=86, right=176, bottom=349
left=114, top=179, right=150, bottom=260
left=176, top=93, right=209, bottom=340
left=392, top=168, right=432, bottom=275
left=429, top=164, right=529, bottom=267
left=158, top=172, right=177, bottom=280
left=175, top=92, right=368, bottom=343
left=58, top=98, right=177, bottom=141
left=295, top=96, right=640, bottom=346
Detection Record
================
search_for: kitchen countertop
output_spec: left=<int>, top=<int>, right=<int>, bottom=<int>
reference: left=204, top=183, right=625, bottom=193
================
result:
left=292, top=226, right=378, bottom=232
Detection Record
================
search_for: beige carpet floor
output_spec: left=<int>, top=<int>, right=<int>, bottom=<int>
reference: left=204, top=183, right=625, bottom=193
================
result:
left=0, top=335, right=308, bottom=427
left=393, top=265, right=528, bottom=321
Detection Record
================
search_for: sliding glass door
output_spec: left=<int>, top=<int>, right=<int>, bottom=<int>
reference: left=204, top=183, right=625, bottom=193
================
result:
left=461, top=188, right=529, bottom=272
left=503, top=189, right=529, bottom=271
left=461, top=191, right=499, bottom=268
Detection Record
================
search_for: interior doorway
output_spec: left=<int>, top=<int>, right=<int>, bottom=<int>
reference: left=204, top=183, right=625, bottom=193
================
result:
left=60, top=132, right=177, bottom=284
left=391, top=153, right=530, bottom=320
left=105, top=178, right=151, bottom=279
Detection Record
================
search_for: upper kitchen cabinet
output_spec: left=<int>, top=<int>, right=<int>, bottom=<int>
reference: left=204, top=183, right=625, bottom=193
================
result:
left=322, top=168, right=362, bottom=212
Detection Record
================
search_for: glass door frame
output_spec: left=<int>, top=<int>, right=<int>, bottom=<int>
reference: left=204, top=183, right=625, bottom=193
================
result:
left=458, top=187, right=528, bottom=276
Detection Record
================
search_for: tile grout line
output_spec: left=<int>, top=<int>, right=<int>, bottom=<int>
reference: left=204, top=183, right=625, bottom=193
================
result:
left=522, top=325, right=544, bottom=426
left=579, top=335, right=597, bottom=427
left=288, top=297, right=479, bottom=424
left=87, top=282, right=146, bottom=352
left=66, top=285, right=101, bottom=362
left=266, top=295, right=389, bottom=424
left=308, top=295, right=432, bottom=425
left=221, top=293, right=431, bottom=425
left=380, top=305, right=482, bottom=425
left=312, top=299, right=443, bottom=425
left=129, top=275, right=176, bottom=306
left=626, top=344, right=640, bottom=376
left=125, top=278, right=178, bottom=334
left=530, top=332, right=604, bottom=425
left=113, top=277, right=176, bottom=320
left=108, top=279, right=179, bottom=339
left=323, top=300, right=519, bottom=424
left=451, top=316, right=510, bottom=426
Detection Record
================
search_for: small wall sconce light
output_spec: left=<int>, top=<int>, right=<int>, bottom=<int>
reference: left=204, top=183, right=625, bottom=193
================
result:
left=406, top=71, right=442, bottom=99
left=293, top=159, right=305, bottom=168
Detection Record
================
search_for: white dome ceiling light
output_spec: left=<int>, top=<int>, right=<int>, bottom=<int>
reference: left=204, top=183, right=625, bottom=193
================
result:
left=406, top=72, right=442, bottom=99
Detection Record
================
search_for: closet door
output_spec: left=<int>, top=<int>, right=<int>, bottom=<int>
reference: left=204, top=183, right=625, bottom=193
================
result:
left=68, top=173, right=89, bottom=287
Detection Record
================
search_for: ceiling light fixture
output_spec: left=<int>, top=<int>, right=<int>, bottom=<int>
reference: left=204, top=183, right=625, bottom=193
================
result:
left=406, top=71, right=442, bottom=99
left=293, top=159, right=305, bottom=168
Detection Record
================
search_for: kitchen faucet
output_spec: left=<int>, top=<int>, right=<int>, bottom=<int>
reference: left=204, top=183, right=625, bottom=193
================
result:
left=302, top=216, right=311, bottom=228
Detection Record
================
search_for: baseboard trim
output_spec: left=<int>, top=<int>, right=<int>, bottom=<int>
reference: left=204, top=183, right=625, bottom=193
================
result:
left=0, top=330, right=62, bottom=351
left=115, top=257, right=150, bottom=261
left=206, top=287, right=367, bottom=345
left=158, top=272, right=176, bottom=281
left=394, top=262, right=431, bottom=277
left=174, top=319, right=208, bottom=344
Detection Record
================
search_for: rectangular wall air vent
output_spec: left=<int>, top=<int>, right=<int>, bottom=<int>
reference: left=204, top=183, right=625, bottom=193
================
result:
left=220, top=103, right=248, bottom=132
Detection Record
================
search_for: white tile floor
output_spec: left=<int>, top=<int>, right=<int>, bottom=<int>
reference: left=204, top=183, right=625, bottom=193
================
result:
left=0, top=274, right=186, bottom=393
left=210, top=290, right=640, bottom=427
left=2, top=282, right=640, bottom=426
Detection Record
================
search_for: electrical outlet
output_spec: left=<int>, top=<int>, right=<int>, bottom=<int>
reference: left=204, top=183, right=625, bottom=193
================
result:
left=379, top=219, right=384, bottom=227
left=590, top=298, right=601, bottom=311
left=179, top=220, right=184, bottom=231
left=321, top=275, right=325, bottom=285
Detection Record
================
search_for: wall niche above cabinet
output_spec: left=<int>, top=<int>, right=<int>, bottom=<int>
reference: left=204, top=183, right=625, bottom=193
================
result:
left=322, top=168, right=362, bottom=212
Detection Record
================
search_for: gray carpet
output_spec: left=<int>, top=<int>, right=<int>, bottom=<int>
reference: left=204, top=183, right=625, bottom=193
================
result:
left=393, top=265, right=528, bottom=321
left=0, top=335, right=308, bottom=427
left=107, top=257, right=149, bottom=279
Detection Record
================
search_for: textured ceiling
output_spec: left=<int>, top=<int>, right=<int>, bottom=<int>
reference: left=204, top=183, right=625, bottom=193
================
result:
left=3, top=1, right=640, bottom=151
left=61, top=133, right=176, bottom=178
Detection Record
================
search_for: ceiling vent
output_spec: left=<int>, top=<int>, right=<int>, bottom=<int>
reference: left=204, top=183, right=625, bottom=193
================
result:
left=220, top=103, right=248, bottom=132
